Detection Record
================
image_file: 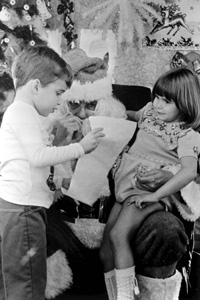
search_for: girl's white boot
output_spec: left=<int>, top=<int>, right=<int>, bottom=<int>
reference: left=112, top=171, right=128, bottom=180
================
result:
left=136, top=269, right=182, bottom=300
left=115, top=266, right=139, bottom=300
left=104, top=270, right=117, bottom=300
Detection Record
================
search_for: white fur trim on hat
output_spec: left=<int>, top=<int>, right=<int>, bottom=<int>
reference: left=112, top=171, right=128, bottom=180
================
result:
left=61, top=76, right=113, bottom=102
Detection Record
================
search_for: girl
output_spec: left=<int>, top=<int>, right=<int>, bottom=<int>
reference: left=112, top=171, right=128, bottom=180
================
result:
left=100, top=67, right=200, bottom=300
left=0, top=45, right=104, bottom=300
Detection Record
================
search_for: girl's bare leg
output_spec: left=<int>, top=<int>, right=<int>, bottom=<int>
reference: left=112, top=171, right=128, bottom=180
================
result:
left=100, top=202, right=122, bottom=300
left=110, top=200, right=164, bottom=270
left=100, top=201, right=122, bottom=272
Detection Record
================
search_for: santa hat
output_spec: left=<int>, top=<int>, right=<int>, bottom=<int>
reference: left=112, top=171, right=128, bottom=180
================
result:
left=61, top=48, right=113, bottom=103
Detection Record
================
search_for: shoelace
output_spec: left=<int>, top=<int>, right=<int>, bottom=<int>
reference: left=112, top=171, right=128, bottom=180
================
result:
left=133, top=276, right=140, bottom=295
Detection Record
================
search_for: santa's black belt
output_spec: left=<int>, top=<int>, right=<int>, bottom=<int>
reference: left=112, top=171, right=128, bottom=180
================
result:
left=55, top=194, right=114, bottom=224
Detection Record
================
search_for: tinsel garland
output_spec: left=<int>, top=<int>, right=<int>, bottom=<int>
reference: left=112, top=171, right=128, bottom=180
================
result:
left=80, top=0, right=166, bottom=48
left=0, top=0, right=39, bottom=19
left=0, top=0, right=78, bottom=68
left=0, top=22, right=47, bottom=69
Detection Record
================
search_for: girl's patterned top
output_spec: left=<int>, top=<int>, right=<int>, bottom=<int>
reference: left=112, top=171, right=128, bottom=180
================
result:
left=138, top=103, right=191, bottom=150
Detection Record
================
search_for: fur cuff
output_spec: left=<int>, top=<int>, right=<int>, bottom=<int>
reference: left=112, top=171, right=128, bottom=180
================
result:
left=164, top=165, right=200, bottom=222
left=178, top=180, right=200, bottom=221
left=45, top=250, right=73, bottom=299
left=67, top=219, right=106, bottom=248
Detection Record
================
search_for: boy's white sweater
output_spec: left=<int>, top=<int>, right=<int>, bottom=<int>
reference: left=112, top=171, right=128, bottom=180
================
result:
left=0, top=101, right=84, bottom=208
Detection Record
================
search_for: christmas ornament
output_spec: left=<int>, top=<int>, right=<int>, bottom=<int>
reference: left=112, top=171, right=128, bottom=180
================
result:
left=56, top=0, right=77, bottom=45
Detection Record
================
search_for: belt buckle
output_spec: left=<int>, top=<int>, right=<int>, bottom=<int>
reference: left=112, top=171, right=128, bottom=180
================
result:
left=76, top=201, right=97, bottom=219
left=76, top=202, right=80, bottom=218
left=98, top=197, right=105, bottom=222
left=98, top=196, right=115, bottom=223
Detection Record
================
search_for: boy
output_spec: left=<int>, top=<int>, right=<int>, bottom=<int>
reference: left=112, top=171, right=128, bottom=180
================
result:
left=0, top=45, right=104, bottom=300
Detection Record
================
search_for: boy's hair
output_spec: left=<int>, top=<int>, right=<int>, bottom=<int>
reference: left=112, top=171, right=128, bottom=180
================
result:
left=0, top=72, right=15, bottom=101
left=12, top=46, right=73, bottom=90
left=152, top=67, right=200, bottom=131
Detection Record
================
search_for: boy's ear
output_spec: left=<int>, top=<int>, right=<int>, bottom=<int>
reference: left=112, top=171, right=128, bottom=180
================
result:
left=32, top=79, right=41, bottom=93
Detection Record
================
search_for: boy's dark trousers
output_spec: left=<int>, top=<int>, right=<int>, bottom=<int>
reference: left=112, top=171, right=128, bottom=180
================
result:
left=0, top=198, right=47, bottom=300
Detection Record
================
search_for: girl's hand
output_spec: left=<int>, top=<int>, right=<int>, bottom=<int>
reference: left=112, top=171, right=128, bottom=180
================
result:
left=126, top=110, right=140, bottom=121
left=128, top=193, right=159, bottom=208
left=135, top=193, right=159, bottom=208
left=79, top=127, right=105, bottom=154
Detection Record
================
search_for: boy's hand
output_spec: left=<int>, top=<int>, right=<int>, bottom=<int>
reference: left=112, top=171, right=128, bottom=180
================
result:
left=79, top=127, right=105, bottom=154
